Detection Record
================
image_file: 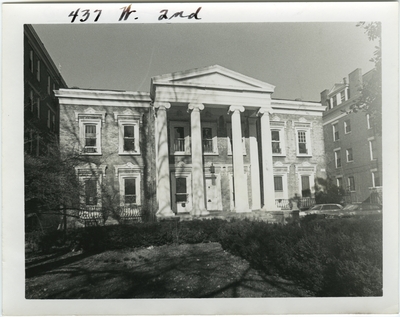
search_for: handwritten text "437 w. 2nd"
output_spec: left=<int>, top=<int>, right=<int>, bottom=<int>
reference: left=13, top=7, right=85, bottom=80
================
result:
left=68, top=5, right=202, bottom=23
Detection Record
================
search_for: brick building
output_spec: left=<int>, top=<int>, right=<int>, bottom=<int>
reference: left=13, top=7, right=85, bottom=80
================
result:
left=56, top=65, right=326, bottom=221
left=24, top=24, right=67, bottom=155
left=321, top=68, right=382, bottom=203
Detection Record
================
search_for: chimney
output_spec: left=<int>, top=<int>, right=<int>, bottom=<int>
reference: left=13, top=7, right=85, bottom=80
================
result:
left=320, top=89, right=329, bottom=110
left=349, top=68, right=363, bottom=98
left=343, top=77, right=347, bottom=85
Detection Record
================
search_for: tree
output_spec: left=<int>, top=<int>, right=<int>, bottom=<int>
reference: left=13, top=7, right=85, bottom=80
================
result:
left=347, top=22, right=382, bottom=134
left=314, top=177, right=346, bottom=205
left=24, top=141, right=83, bottom=232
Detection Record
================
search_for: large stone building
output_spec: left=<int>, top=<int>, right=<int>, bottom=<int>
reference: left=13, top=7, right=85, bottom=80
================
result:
left=56, top=65, right=327, bottom=221
left=24, top=25, right=67, bottom=155
left=321, top=68, right=382, bottom=203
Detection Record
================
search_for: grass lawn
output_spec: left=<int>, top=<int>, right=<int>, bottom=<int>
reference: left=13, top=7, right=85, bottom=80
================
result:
left=26, top=242, right=313, bottom=298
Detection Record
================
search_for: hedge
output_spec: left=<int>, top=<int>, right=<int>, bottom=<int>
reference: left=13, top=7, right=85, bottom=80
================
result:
left=34, top=216, right=382, bottom=296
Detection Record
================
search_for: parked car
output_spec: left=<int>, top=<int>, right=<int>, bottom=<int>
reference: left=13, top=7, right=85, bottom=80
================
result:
left=299, top=204, right=343, bottom=217
left=300, top=202, right=382, bottom=218
left=342, top=203, right=382, bottom=214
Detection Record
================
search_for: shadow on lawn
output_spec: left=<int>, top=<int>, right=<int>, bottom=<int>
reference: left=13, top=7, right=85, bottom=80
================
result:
left=25, top=251, right=99, bottom=278
left=199, top=268, right=309, bottom=298
left=26, top=244, right=311, bottom=298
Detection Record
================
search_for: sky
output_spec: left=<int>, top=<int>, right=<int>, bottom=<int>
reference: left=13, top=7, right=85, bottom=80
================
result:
left=33, top=22, right=377, bottom=102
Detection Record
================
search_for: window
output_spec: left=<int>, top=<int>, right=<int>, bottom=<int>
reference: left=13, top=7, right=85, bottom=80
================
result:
left=170, top=121, right=190, bottom=154
left=295, top=123, right=312, bottom=157
left=348, top=176, right=355, bottom=191
left=336, top=177, right=343, bottom=188
left=29, top=50, right=34, bottom=73
left=367, top=114, right=371, bottom=129
left=174, top=127, right=185, bottom=152
left=114, top=112, right=141, bottom=155
left=332, top=123, right=339, bottom=141
left=344, top=119, right=351, bottom=134
left=273, top=164, right=289, bottom=200
left=36, top=60, right=41, bottom=81
left=85, top=179, right=98, bottom=205
left=123, top=125, right=136, bottom=151
left=202, top=122, right=218, bottom=154
left=334, top=149, right=341, bottom=168
left=172, top=171, right=192, bottom=212
left=298, top=131, right=308, bottom=154
left=175, top=177, right=188, bottom=203
left=202, top=127, right=213, bottom=153
left=372, top=171, right=381, bottom=188
left=369, top=139, right=377, bottom=160
left=85, top=125, right=97, bottom=151
left=76, top=109, right=105, bottom=155
left=47, top=76, right=51, bottom=95
left=52, top=114, right=55, bottom=132
left=340, top=90, right=346, bottom=103
left=270, top=122, right=286, bottom=156
left=29, top=90, right=34, bottom=112
left=47, top=109, right=51, bottom=128
left=124, top=178, right=137, bottom=205
left=301, top=175, right=311, bottom=197
left=274, top=176, right=283, bottom=191
left=80, top=120, right=101, bottom=154
left=331, top=95, right=337, bottom=108
left=271, top=130, right=281, bottom=154
left=115, top=163, right=142, bottom=206
left=346, top=148, right=353, bottom=162
left=123, top=125, right=135, bottom=151
left=76, top=163, right=106, bottom=208
left=36, top=98, right=40, bottom=118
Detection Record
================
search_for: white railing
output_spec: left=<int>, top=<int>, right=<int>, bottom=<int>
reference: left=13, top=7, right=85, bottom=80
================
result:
left=77, top=205, right=143, bottom=226
left=275, top=198, right=316, bottom=210
left=119, top=205, right=142, bottom=221
left=79, top=206, right=103, bottom=220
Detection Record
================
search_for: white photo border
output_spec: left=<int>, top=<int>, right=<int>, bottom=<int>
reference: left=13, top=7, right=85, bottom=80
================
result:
left=2, top=2, right=399, bottom=316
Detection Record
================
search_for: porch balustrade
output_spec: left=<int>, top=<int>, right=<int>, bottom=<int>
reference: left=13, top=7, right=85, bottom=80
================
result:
left=174, top=138, right=185, bottom=152
left=202, top=139, right=213, bottom=153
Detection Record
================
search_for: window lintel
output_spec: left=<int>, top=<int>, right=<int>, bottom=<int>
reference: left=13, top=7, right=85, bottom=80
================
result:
left=75, top=108, right=106, bottom=123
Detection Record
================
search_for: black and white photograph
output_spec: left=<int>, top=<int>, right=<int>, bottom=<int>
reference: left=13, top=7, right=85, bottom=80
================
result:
left=2, top=2, right=399, bottom=316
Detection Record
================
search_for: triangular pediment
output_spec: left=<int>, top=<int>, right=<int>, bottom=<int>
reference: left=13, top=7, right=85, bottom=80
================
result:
left=152, top=65, right=275, bottom=92
left=329, top=83, right=346, bottom=96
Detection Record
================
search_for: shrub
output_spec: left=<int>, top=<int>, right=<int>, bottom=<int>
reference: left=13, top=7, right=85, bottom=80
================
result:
left=69, top=226, right=109, bottom=252
left=216, top=217, right=382, bottom=296
left=36, top=230, right=64, bottom=253
left=35, top=216, right=382, bottom=296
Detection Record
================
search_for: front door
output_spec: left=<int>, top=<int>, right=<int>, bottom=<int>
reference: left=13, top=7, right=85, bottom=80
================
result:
left=171, top=172, right=192, bottom=214
left=175, top=177, right=188, bottom=213
left=205, top=174, right=222, bottom=211
left=205, top=177, right=218, bottom=210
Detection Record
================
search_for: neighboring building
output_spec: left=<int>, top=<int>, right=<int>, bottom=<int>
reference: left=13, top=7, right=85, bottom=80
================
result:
left=56, top=89, right=156, bottom=222
left=24, top=25, right=67, bottom=155
left=321, top=68, right=382, bottom=204
left=56, top=65, right=326, bottom=221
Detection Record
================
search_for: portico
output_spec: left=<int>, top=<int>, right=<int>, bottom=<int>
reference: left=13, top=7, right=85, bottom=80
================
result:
left=151, top=65, right=276, bottom=217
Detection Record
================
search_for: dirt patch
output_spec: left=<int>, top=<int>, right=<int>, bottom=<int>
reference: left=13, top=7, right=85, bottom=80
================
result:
left=26, top=243, right=313, bottom=298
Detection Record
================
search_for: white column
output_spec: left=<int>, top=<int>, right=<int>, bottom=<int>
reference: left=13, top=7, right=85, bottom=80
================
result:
left=248, top=117, right=262, bottom=210
left=229, top=106, right=250, bottom=213
left=188, top=103, right=209, bottom=217
left=258, top=108, right=276, bottom=211
left=154, top=102, right=175, bottom=217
